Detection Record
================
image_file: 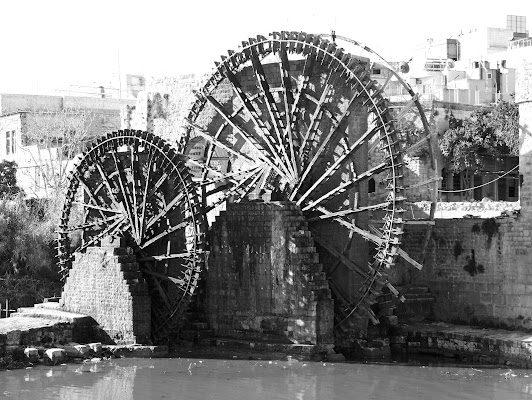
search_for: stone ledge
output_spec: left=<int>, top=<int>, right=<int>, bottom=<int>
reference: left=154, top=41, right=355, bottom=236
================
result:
left=11, top=306, right=93, bottom=324
left=397, top=321, right=532, bottom=367
left=104, top=344, right=168, bottom=358
left=199, top=337, right=317, bottom=355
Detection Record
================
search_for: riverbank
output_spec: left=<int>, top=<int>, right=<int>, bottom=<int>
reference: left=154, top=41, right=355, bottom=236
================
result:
left=3, top=304, right=532, bottom=370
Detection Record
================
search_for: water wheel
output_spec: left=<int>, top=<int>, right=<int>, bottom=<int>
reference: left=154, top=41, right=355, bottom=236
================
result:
left=57, top=130, right=204, bottom=341
left=179, top=31, right=429, bottom=331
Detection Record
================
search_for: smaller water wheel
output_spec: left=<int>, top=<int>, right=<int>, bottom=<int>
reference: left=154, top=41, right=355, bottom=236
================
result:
left=57, top=130, right=204, bottom=342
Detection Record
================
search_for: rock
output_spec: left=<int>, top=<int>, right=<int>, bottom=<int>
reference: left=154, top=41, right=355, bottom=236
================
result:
left=64, top=344, right=90, bottom=359
left=44, top=348, right=65, bottom=365
left=24, top=348, right=39, bottom=362
left=326, top=353, right=346, bottom=362
left=88, top=342, right=102, bottom=357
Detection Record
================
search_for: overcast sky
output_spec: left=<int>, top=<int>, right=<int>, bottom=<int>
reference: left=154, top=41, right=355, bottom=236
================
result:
left=1, top=0, right=531, bottom=95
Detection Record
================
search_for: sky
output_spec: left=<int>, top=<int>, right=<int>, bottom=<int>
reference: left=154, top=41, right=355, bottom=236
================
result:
left=1, top=0, right=532, bottom=96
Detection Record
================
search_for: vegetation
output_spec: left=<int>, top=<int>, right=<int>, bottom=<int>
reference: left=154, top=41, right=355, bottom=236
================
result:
left=439, top=101, right=519, bottom=173
left=21, top=107, right=96, bottom=198
left=0, top=173, right=61, bottom=309
left=0, top=161, right=22, bottom=197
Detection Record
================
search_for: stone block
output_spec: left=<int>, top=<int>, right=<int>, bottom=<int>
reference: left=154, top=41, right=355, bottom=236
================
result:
left=6, top=330, right=21, bottom=346
left=88, top=342, right=103, bottom=356
left=44, top=348, right=66, bottom=365
left=24, top=347, right=40, bottom=362
left=64, top=344, right=90, bottom=358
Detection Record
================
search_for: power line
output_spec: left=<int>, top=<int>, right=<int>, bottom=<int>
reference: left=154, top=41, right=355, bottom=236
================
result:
left=438, top=165, right=519, bottom=193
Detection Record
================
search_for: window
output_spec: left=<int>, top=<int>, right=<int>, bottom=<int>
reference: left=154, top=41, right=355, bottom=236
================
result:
left=5, top=130, right=16, bottom=155
left=368, top=178, right=376, bottom=193
left=452, top=173, right=461, bottom=190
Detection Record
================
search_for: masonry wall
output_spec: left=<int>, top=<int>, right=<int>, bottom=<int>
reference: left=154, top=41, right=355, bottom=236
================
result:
left=393, top=57, right=532, bottom=329
left=395, top=217, right=532, bottom=329
left=60, top=238, right=151, bottom=344
left=206, top=201, right=334, bottom=346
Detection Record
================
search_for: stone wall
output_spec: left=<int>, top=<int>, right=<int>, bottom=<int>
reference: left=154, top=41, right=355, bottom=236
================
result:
left=206, top=201, right=334, bottom=346
left=60, top=237, right=151, bottom=344
left=395, top=214, right=532, bottom=330
left=390, top=56, right=532, bottom=331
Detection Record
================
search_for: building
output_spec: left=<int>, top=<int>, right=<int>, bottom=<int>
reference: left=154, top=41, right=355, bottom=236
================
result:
left=371, top=15, right=531, bottom=203
left=0, top=94, right=135, bottom=198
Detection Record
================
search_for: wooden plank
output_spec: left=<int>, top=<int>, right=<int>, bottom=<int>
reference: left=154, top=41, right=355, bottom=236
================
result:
left=312, top=232, right=369, bottom=279
left=298, top=83, right=332, bottom=160
left=249, top=47, right=294, bottom=178
left=369, top=219, right=435, bottom=226
left=395, top=94, right=420, bottom=120
left=295, top=122, right=390, bottom=205
left=306, top=202, right=389, bottom=222
left=222, top=67, right=282, bottom=163
left=301, top=162, right=388, bottom=211
left=397, top=248, right=423, bottom=270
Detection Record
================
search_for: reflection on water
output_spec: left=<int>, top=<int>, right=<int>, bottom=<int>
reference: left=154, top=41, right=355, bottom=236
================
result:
left=2, top=358, right=532, bottom=400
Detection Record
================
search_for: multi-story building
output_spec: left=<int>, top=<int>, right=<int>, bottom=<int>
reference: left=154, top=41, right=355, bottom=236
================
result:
left=0, top=94, right=135, bottom=198
left=372, top=15, right=531, bottom=202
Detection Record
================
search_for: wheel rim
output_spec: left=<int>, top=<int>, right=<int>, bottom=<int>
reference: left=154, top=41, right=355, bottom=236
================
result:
left=179, top=31, right=406, bottom=326
left=58, top=130, right=204, bottom=340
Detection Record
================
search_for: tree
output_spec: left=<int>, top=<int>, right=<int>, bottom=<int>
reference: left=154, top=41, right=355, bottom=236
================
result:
left=439, top=101, right=519, bottom=173
left=0, top=160, right=21, bottom=197
left=20, top=107, right=96, bottom=199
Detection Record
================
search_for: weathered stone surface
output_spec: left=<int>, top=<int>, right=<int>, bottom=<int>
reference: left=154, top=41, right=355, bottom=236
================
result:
left=88, top=342, right=103, bottom=356
left=64, top=344, right=90, bottom=358
left=24, top=347, right=39, bottom=362
left=60, top=243, right=151, bottom=344
left=44, top=348, right=65, bottom=365
left=206, top=202, right=333, bottom=346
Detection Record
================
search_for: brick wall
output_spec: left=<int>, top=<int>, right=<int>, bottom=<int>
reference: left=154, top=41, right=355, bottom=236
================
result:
left=206, top=201, right=334, bottom=345
left=395, top=217, right=529, bottom=329
left=60, top=237, right=151, bottom=344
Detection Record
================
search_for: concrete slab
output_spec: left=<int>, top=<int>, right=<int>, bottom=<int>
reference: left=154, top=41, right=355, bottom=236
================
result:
left=0, top=316, right=59, bottom=334
left=11, top=306, right=92, bottom=324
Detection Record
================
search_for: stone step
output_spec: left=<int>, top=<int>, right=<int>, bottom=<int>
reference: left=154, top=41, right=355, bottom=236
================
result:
left=12, top=305, right=93, bottom=324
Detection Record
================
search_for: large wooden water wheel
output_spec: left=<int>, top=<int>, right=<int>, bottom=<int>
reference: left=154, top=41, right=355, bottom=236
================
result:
left=179, top=31, right=431, bottom=330
left=57, top=130, right=204, bottom=341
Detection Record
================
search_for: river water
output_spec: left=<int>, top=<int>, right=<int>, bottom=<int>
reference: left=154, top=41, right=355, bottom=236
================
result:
left=2, top=357, right=532, bottom=400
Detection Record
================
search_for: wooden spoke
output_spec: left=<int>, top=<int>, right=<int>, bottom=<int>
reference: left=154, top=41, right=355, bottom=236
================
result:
left=295, top=123, right=390, bottom=205
left=58, top=131, right=204, bottom=344
left=71, top=201, right=122, bottom=214
left=306, top=202, right=389, bottom=222
left=180, top=32, right=431, bottom=330
left=58, top=214, right=123, bottom=233
left=301, top=162, right=389, bottom=212
left=110, top=151, right=137, bottom=241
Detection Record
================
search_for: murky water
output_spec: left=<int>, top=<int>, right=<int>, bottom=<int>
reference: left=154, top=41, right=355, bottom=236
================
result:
left=2, top=357, right=532, bottom=400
